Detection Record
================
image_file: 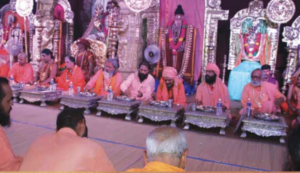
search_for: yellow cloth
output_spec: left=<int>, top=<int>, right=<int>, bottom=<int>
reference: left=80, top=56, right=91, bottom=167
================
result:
left=127, top=161, right=185, bottom=172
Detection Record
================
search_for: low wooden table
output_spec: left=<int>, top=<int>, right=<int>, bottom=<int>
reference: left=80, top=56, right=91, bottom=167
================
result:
left=97, top=99, right=141, bottom=121
left=241, top=116, right=288, bottom=143
left=137, top=104, right=184, bottom=127
left=184, top=108, right=230, bottom=135
left=19, top=89, right=62, bottom=106
left=60, top=94, right=102, bottom=114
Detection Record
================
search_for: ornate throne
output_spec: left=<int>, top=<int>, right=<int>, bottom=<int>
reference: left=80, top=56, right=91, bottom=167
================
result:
left=282, top=16, right=300, bottom=94
left=227, top=0, right=281, bottom=101
left=0, top=0, right=27, bottom=66
left=30, top=0, right=74, bottom=71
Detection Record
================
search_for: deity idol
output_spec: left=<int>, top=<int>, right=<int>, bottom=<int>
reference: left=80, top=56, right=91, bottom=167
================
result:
left=165, top=5, right=187, bottom=71
left=228, top=18, right=269, bottom=100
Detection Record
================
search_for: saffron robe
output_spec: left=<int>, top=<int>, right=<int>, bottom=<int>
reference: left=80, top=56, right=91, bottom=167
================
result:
left=127, top=161, right=185, bottom=172
left=56, top=65, right=86, bottom=93
left=86, top=70, right=122, bottom=96
left=8, top=63, right=33, bottom=84
left=196, top=78, right=231, bottom=109
left=0, top=126, right=23, bottom=171
left=156, top=78, right=186, bottom=106
left=19, top=128, right=115, bottom=171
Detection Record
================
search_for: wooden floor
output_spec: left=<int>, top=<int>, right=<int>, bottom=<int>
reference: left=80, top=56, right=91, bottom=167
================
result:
left=3, top=102, right=287, bottom=171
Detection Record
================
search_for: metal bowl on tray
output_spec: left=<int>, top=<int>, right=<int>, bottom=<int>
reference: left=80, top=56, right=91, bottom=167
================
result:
left=196, top=105, right=216, bottom=112
left=35, top=85, right=49, bottom=91
left=254, top=113, right=280, bottom=122
left=116, top=95, right=136, bottom=102
left=79, top=92, right=97, bottom=97
left=150, top=100, right=168, bottom=107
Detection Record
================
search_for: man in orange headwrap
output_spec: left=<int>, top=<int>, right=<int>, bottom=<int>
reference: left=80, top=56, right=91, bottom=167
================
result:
left=156, top=67, right=186, bottom=106
left=0, top=59, right=9, bottom=78
left=240, top=69, right=285, bottom=115
left=127, top=126, right=187, bottom=172
left=83, top=58, right=122, bottom=97
left=195, top=63, right=230, bottom=110
left=8, top=53, right=33, bottom=84
left=75, top=38, right=94, bottom=82
left=56, top=56, right=86, bottom=93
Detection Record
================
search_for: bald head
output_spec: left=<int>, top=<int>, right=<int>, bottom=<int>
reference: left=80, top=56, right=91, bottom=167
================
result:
left=18, top=53, right=27, bottom=66
left=145, top=126, right=187, bottom=169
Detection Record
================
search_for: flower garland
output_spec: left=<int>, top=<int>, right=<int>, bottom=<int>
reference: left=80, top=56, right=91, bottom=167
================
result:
left=167, top=19, right=187, bottom=55
left=1, top=25, right=11, bottom=45
left=243, top=33, right=261, bottom=58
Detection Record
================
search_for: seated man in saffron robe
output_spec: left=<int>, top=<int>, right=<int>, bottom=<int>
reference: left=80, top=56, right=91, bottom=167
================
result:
left=8, top=53, right=33, bottom=84
left=19, top=108, right=115, bottom=171
left=56, top=56, right=86, bottom=93
left=0, top=59, right=9, bottom=78
left=240, top=69, right=285, bottom=115
left=156, top=67, right=186, bottom=106
left=75, top=38, right=94, bottom=82
left=0, top=77, right=23, bottom=171
left=261, top=64, right=279, bottom=89
left=195, top=63, right=230, bottom=110
left=84, top=58, right=122, bottom=96
left=30, top=49, right=58, bottom=85
left=121, top=61, right=155, bottom=101
left=127, top=126, right=187, bottom=172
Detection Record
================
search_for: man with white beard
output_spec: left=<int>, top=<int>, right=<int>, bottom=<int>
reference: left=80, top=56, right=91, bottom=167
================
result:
left=240, top=69, right=285, bottom=115
left=83, top=58, right=122, bottom=96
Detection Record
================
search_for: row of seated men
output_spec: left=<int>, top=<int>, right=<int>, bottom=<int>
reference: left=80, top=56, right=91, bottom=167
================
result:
left=0, top=77, right=300, bottom=171
left=0, top=46, right=300, bottom=126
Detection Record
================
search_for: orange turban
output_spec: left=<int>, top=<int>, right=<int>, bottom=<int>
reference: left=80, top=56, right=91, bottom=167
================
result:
left=162, top=67, right=178, bottom=79
left=206, top=63, right=220, bottom=76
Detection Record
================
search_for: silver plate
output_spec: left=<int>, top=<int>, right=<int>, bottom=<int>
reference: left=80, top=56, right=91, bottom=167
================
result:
left=116, top=96, right=136, bottom=102
left=150, top=100, right=168, bottom=107
left=254, top=113, right=280, bottom=122
left=79, top=92, right=97, bottom=97
left=196, top=105, right=216, bottom=113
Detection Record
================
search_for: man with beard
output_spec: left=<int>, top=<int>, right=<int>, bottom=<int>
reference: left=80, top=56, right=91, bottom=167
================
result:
left=261, top=64, right=279, bottom=89
left=240, top=69, right=285, bottom=115
left=83, top=58, right=122, bottom=96
left=156, top=67, right=186, bottom=106
left=195, top=63, right=230, bottom=110
left=56, top=56, right=86, bottom=93
left=120, top=61, right=155, bottom=101
left=19, top=108, right=115, bottom=171
left=287, top=74, right=300, bottom=128
left=0, top=77, right=23, bottom=171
